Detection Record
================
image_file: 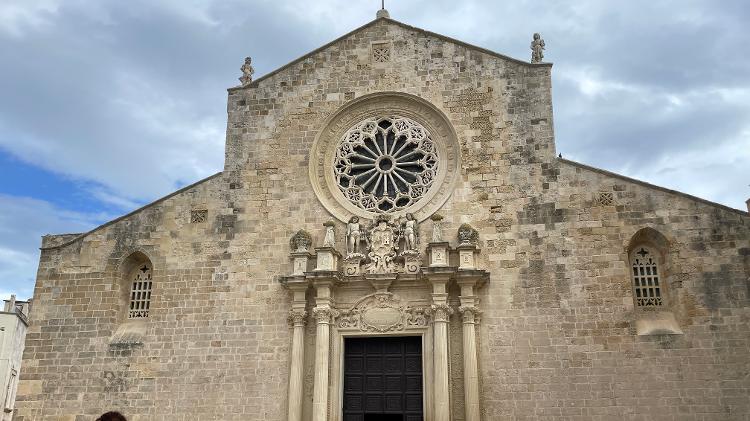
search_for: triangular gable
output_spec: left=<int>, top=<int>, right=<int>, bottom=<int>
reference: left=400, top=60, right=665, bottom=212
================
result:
left=228, top=16, right=550, bottom=92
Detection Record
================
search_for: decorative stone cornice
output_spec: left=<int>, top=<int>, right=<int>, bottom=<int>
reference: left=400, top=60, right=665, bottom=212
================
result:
left=455, top=269, right=490, bottom=289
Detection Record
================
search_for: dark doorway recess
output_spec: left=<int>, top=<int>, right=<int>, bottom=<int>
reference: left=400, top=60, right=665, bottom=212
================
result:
left=364, top=415, right=402, bottom=421
left=343, top=336, right=423, bottom=421
left=364, top=414, right=403, bottom=421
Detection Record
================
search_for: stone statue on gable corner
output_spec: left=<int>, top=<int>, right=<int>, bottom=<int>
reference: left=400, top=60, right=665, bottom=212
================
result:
left=240, top=56, right=255, bottom=86
left=530, top=33, right=545, bottom=63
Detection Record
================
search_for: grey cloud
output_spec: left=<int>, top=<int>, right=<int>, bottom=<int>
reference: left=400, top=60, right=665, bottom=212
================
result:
left=0, top=0, right=328, bottom=202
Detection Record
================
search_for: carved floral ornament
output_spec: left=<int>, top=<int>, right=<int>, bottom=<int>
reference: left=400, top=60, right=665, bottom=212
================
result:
left=458, top=223, right=479, bottom=245
left=458, top=305, right=481, bottom=323
left=287, top=309, right=307, bottom=326
left=312, top=306, right=339, bottom=323
left=290, top=230, right=312, bottom=252
left=309, top=92, right=461, bottom=223
left=430, top=303, right=453, bottom=322
left=337, top=292, right=430, bottom=332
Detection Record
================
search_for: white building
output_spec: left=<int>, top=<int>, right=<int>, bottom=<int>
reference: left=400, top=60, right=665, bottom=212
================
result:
left=0, top=296, right=30, bottom=421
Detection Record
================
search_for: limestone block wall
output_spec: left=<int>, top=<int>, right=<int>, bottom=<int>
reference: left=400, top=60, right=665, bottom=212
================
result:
left=475, top=160, right=750, bottom=420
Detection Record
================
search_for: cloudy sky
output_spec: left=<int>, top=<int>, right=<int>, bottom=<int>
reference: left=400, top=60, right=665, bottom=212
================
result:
left=1, top=0, right=748, bottom=300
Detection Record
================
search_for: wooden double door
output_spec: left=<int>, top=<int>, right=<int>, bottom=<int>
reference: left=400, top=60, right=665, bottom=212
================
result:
left=343, top=336, right=423, bottom=421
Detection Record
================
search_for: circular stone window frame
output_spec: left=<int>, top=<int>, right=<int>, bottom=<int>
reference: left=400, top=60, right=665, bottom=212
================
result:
left=309, top=92, right=461, bottom=223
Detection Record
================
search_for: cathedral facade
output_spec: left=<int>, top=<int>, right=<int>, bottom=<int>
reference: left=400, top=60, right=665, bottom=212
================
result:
left=14, top=12, right=750, bottom=421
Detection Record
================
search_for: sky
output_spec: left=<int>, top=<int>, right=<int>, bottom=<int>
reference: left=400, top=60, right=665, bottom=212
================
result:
left=1, top=0, right=748, bottom=300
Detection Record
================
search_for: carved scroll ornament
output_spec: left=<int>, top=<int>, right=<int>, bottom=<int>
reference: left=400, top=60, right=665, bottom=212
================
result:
left=337, top=292, right=430, bottom=332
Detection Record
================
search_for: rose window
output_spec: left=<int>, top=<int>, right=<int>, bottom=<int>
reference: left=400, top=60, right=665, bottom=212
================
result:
left=333, top=116, right=439, bottom=213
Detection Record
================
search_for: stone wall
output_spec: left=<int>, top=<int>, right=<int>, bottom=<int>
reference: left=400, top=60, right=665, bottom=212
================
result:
left=477, top=160, right=750, bottom=420
left=14, top=16, right=750, bottom=421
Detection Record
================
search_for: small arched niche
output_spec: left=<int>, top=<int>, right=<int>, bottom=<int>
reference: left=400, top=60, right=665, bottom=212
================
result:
left=119, top=251, right=153, bottom=321
left=627, top=227, right=669, bottom=308
left=110, top=251, right=153, bottom=347
left=626, top=228, right=682, bottom=335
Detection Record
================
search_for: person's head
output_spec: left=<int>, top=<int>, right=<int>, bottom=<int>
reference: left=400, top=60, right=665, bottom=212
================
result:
left=96, top=412, right=127, bottom=421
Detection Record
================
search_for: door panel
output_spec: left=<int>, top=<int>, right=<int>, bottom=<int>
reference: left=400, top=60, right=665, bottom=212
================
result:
left=343, top=336, right=423, bottom=421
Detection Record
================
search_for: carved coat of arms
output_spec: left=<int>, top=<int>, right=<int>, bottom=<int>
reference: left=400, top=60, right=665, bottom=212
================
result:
left=364, top=217, right=399, bottom=274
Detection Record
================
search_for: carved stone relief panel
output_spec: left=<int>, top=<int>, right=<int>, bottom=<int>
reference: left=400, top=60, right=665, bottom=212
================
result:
left=336, top=292, right=430, bottom=332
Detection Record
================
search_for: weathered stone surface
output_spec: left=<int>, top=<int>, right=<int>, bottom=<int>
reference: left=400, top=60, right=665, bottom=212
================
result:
left=14, top=16, right=750, bottom=421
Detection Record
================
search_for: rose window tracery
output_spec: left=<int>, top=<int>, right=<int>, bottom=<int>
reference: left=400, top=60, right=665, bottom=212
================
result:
left=333, top=116, right=438, bottom=213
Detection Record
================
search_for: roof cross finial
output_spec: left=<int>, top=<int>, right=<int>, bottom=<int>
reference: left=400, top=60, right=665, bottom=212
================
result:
left=376, top=1, right=390, bottom=18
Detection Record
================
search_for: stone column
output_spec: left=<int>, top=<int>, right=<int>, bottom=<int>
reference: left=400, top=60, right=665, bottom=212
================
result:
left=279, top=277, right=309, bottom=421
left=425, top=269, right=453, bottom=421
left=312, top=306, right=334, bottom=421
left=287, top=308, right=307, bottom=421
left=287, top=284, right=308, bottom=421
left=459, top=304, right=480, bottom=421
left=310, top=275, right=338, bottom=421
left=457, top=268, right=489, bottom=421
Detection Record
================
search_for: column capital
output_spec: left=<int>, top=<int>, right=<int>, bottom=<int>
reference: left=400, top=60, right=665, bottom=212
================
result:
left=431, top=303, right=454, bottom=322
left=458, top=305, right=481, bottom=323
left=312, top=306, right=339, bottom=323
left=287, top=309, right=308, bottom=327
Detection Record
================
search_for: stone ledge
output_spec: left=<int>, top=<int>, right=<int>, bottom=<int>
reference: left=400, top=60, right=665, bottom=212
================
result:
left=109, top=319, right=148, bottom=347
left=635, top=311, right=683, bottom=335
